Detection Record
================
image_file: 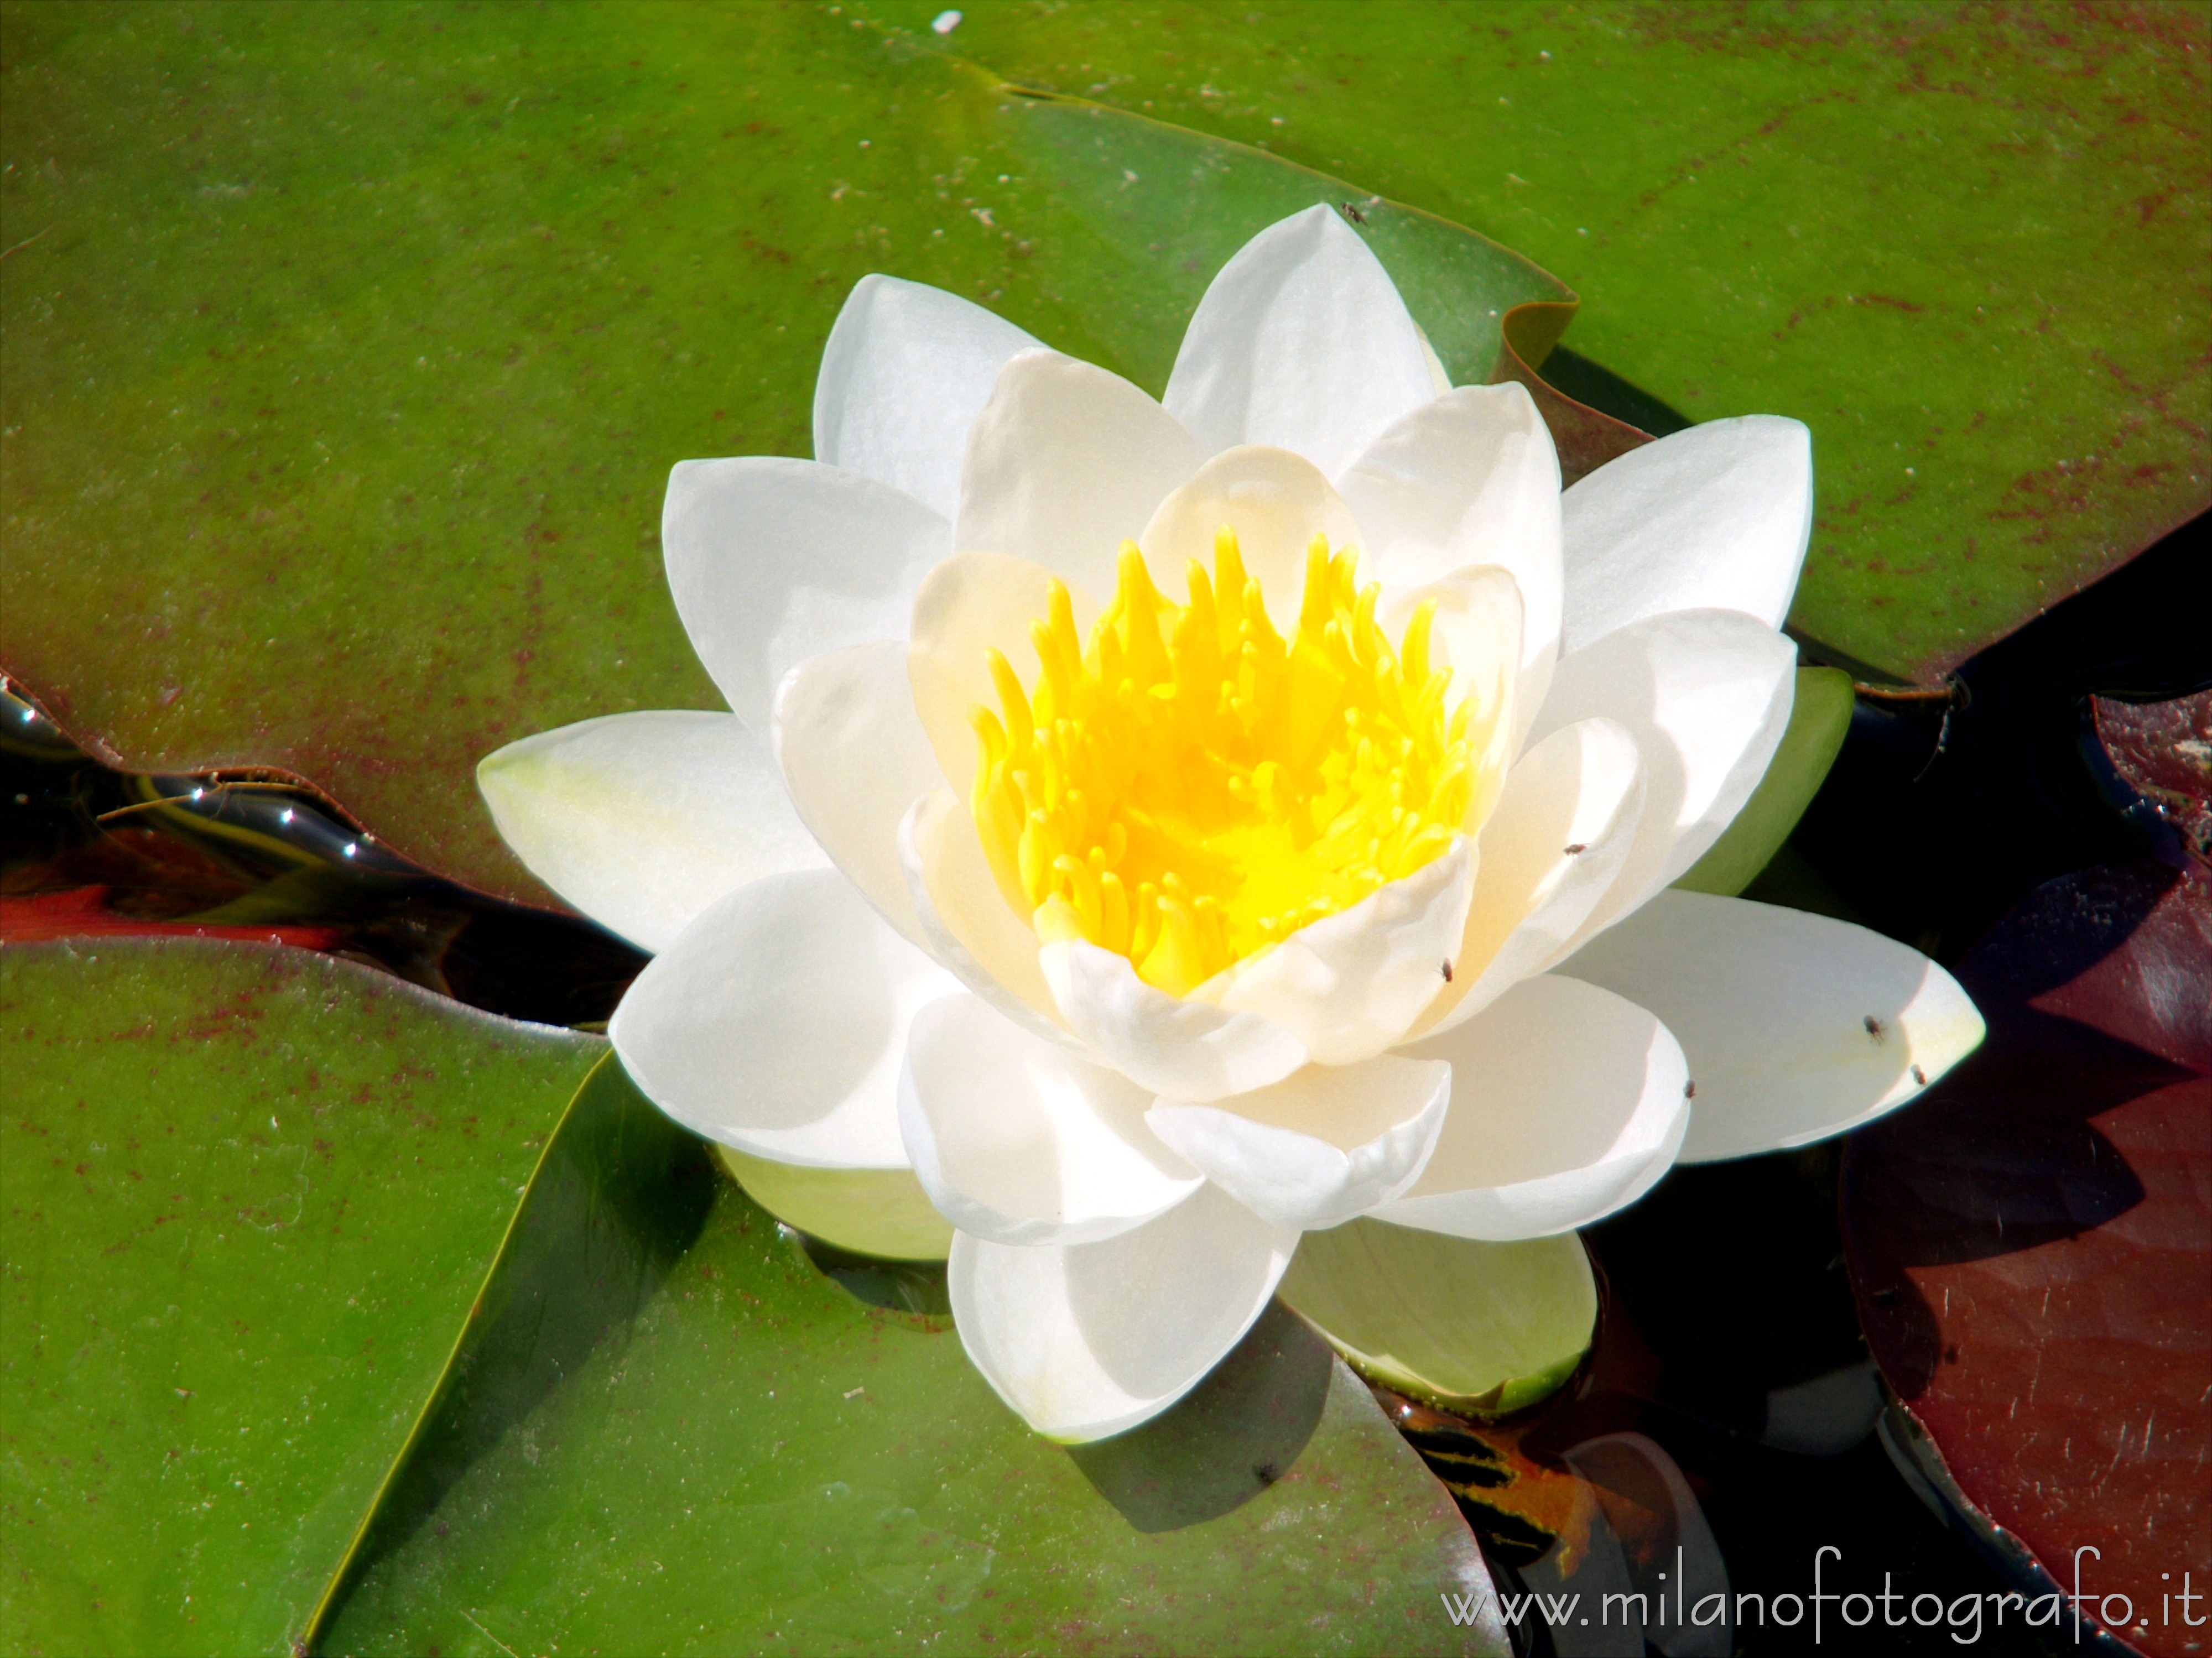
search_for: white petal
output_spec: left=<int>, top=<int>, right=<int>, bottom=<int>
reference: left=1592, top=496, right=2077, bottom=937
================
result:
left=1341, top=382, right=1563, bottom=747
left=1040, top=938, right=1308, bottom=1103
left=1413, top=717, right=1645, bottom=1039
left=1163, top=204, right=1434, bottom=478
left=813, top=273, right=1043, bottom=521
left=954, top=349, right=1208, bottom=598
left=901, top=994, right=1203, bottom=1247
left=1146, top=1054, right=1451, bottom=1231
left=1378, top=974, right=1690, bottom=1239
left=478, top=711, right=827, bottom=955
left=1211, top=840, right=1474, bottom=1066
left=1559, top=415, right=1813, bottom=655
left=610, top=871, right=961, bottom=1168
left=899, top=790, right=1069, bottom=1045
left=1135, top=445, right=1363, bottom=634
left=774, top=641, right=944, bottom=946
left=664, top=456, right=949, bottom=731
left=1377, top=566, right=1524, bottom=837
left=1524, top=609, right=1796, bottom=945
left=949, top=1185, right=1298, bottom=1441
left=1558, top=890, right=1986, bottom=1162
left=906, top=549, right=1097, bottom=795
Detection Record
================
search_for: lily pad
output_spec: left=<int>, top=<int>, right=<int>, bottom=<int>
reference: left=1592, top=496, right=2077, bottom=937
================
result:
left=2095, top=690, right=2212, bottom=866
left=876, top=1, right=2212, bottom=684
left=1842, top=861, right=2211, bottom=1655
left=0, top=939, right=601, bottom=1656
left=1279, top=1221, right=1595, bottom=1417
left=318, top=1062, right=1505, bottom=1655
left=2, top=6, right=1580, bottom=908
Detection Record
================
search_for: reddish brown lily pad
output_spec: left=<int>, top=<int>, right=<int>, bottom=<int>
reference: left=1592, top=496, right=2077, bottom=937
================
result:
left=1843, top=861, right=2211, bottom=1655
left=2097, top=692, right=2212, bottom=869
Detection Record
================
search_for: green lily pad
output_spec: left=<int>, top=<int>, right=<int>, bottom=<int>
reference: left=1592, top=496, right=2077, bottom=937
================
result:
left=1279, top=1222, right=1596, bottom=1419
left=0, top=939, right=601, bottom=1657
left=871, top=1, right=2211, bottom=684
left=317, top=1062, right=1504, bottom=1655
left=0, top=4, right=1569, bottom=909
left=1673, top=666, right=1856, bottom=896
left=994, top=85, right=1570, bottom=394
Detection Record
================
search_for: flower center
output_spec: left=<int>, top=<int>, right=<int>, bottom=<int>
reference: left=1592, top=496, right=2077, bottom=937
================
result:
left=970, top=529, right=1482, bottom=997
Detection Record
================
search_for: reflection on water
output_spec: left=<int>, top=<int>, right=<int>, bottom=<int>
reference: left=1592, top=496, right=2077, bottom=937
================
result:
left=1385, top=1152, right=2011, bottom=1657
left=1, top=676, right=647, bottom=1027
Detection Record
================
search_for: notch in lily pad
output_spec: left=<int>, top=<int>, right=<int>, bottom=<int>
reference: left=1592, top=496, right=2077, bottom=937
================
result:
left=1278, top=1219, right=1597, bottom=1417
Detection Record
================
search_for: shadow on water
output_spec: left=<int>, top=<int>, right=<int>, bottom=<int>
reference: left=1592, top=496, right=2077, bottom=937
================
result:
left=1781, top=513, right=2208, bottom=964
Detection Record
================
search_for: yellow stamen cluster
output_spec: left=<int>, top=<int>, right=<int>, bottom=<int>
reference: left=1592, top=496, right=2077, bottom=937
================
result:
left=970, top=529, right=1484, bottom=997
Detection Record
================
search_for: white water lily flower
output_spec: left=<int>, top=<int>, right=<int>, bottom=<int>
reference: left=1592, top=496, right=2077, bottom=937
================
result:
left=481, top=206, right=1984, bottom=1443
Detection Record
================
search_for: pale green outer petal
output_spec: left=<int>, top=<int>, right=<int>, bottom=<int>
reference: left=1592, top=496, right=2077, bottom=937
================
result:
left=1279, top=1222, right=1595, bottom=1416
left=1380, top=974, right=1690, bottom=1240
left=715, top=1145, right=953, bottom=1263
left=1524, top=609, right=1797, bottom=950
left=663, top=455, right=948, bottom=731
left=1163, top=204, right=1435, bottom=480
left=954, top=350, right=1208, bottom=601
left=899, top=993, right=1202, bottom=1247
left=1134, top=443, right=1362, bottom=635
left=1208, top=838, right=1474, bottom=1067
left=1341, top=382, right=1564, bottom=751
left=478, top=710, right=827, bottom=955
left=948, top=1183, right=1299, bottom=1442
left=1145, top=1053, right=1451, bottom=1231
left=608, top=869, right=960, bottom=1170
left=812, top=272, right=1043, bottom=522
left=1557, top=889, right=1986, bottom=1162
left=1413, top=716, right=1644, bottom=1040
left=1671, top=666, right=1854, bottom=897
left=774, top=639, right=944, bottom=947
left=1559, top=415, right=1814, bottom=656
